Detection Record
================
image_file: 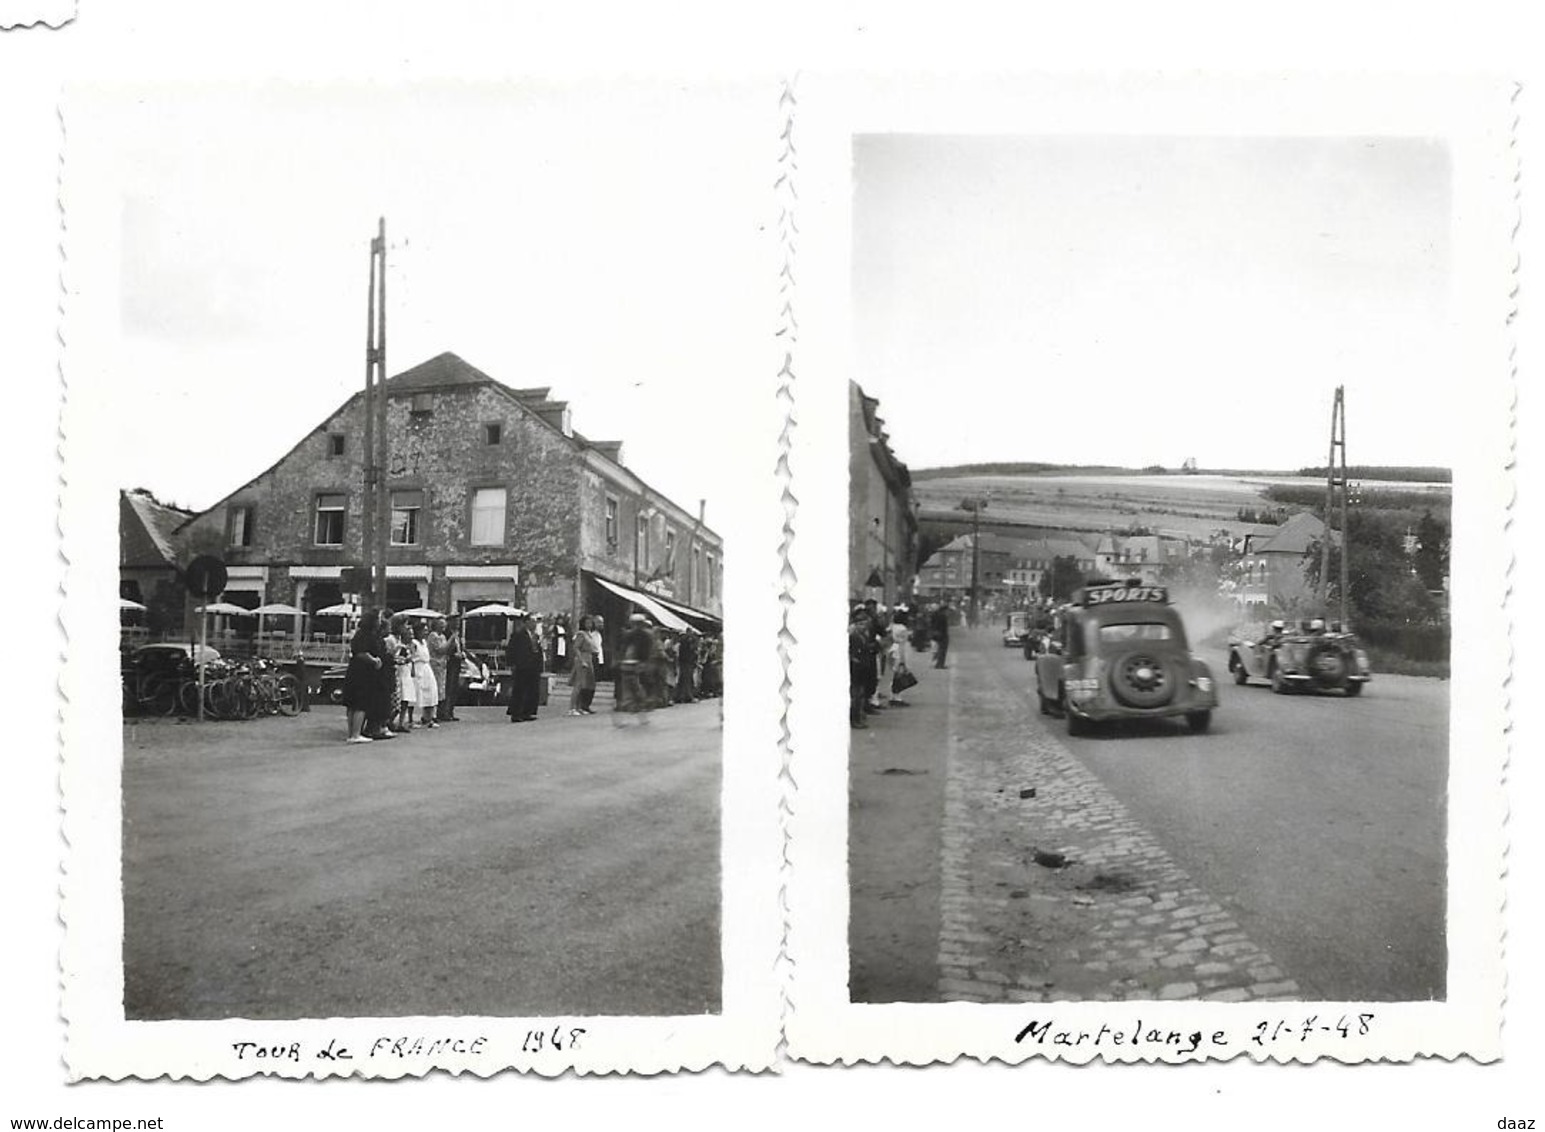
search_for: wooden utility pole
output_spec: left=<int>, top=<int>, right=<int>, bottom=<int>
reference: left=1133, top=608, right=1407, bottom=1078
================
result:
left=1319, top=385, right=1350, bottom=627
left=363, top=219, right=390, bottom=612
left=362, top=229, right=378, bottom=611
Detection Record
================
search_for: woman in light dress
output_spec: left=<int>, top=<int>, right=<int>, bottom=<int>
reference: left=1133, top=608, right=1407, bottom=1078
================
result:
left=412, top=621, right=440, bottom=728
left=392, top=614, right=417, bottom=731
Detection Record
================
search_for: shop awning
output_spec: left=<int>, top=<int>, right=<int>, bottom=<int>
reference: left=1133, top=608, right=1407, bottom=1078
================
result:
left=589, top=575, right=692, bottom=633
left=649, top=592, right=723, bottom=633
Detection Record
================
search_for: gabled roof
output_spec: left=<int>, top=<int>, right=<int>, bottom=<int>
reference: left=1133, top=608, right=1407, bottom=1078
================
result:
left=121, top=490, right=193, bottom=569
left=177, top=352, right=718, bottom=543
left=383, top=351, right=500, bottom=393
left=1255, top=511, right=1331, bottom=555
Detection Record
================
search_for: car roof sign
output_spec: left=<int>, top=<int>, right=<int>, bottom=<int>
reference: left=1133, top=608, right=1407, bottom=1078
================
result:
left=1075, top=582, right=1169, bottom=607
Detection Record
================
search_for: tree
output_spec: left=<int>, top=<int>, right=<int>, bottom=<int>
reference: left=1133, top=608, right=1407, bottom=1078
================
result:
left=1038, top=555, right=1085, bottom=603
left=1304, top=510, right=1440, bottom=625
left=1413, top=509, right=1450, bottom=592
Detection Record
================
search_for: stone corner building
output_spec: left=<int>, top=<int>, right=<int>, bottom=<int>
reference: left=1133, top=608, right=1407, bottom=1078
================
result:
left=848, top=381, right=917, bottom=605
left=175, top=351, right=723, bottom=655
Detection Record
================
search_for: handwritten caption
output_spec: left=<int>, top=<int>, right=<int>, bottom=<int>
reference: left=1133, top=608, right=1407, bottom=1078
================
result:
left=1015, top=1012, right=1375, bottom=1056
left=230, top=1026, right=587, bottom=1064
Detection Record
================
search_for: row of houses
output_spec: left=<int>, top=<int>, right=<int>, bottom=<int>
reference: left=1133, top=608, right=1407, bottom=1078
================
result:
left=913, top=514, right=1336, bottom=614
left=120, top=352, right=724, bottom=660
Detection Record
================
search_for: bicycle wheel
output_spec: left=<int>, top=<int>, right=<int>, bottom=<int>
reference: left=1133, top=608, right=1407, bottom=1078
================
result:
left=273, top=675, right=301, bottom=717
left=144, top=676, right=178, bottom=717
left=177, top=679, right=201, bottom=717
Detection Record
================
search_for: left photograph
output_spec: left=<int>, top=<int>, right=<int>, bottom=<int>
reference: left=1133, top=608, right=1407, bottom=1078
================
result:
left=62, top=81, right=782, bottom=1077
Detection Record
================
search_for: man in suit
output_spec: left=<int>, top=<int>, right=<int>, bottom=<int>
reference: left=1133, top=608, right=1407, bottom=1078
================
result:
left=505, top=612, right=542, bottom=722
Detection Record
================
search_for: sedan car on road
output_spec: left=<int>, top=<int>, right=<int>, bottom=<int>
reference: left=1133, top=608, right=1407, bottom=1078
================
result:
left=1227, top=618, right=1371, bottom=696
left=1034, top=582, right=1218, bottom=735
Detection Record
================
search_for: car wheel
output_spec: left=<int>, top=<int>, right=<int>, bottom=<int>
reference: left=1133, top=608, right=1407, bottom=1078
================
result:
left=1066, top=710, right=1091, bottom=737
left=1186, top=710, right=1212, bottom=733
left=1307, top=643, right=1349, bottom=689
left=1344, top=681, right=1364, bottom=697
left=1229, top=652, right=1249, bottom=685
left=1109, top=650, right=1178, bottom=709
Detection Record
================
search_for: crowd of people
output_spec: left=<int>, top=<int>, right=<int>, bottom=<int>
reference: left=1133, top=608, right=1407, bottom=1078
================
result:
left=847, top=596, right=960, bottom=729
left=339, top=607, right=722, bottom=742
left=340, top=611, right=466, bottom=743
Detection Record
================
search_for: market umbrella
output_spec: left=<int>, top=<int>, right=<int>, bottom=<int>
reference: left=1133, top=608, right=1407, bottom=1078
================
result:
left=195, top=602, right=256, bottom=616
left=315, top=602, right=361, bottom=618
left=394, top=607, right=445, bottom=620
left=252, top=602, right=305, bottom=638
left=462, top=603, right=526, bottom=618
left=253, top=602, right=303, bottom=617
left=119, top=597, right=147, bottom=612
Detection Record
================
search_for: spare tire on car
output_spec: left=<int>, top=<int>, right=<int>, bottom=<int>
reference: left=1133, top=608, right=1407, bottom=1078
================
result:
left=1307, top=642, right=1348, bottom=688
left=1108, top=650, right=1179, bottom=709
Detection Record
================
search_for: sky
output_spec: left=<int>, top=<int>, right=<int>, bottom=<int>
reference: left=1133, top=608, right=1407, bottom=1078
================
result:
left=852, top=134, right=1455, bottom=473
left=76, top=82, right=771, bottom=517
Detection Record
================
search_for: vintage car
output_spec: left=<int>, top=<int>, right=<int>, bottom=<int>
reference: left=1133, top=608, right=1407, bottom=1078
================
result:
left=1227, top=618, right=1371, bottom=696
left=1003, top=611, right=1033, bottom=648
left=1033, top=581, right=1218, bottom=735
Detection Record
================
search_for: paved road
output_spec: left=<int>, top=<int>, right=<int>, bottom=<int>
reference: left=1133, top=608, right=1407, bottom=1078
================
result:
left=850, top=629, right=1448, bottom=1003
left=123, top=698, right=722, bottom=1019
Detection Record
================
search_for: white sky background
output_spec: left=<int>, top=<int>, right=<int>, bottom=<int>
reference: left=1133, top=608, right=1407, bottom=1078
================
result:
left=81, top=82, right=771, bottom=516
left=853, top=134, right=1454, bottom=474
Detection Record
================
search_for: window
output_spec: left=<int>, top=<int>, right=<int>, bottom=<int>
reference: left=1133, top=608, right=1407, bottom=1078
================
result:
left=390, top=489, right=423, bottom=546
left=605, top=496, right=619, bottom=549
left=1098, top=623, right=1174, bottom=644
left=484, top=422, right=502, bottom=446
left=664, top=528, right=676, bottom=573
left=229, top=505, right=255, bottom=547
left=708, top=552, right=718, bottom=599
left=471, top=487, right=506, bottom=546
left=313, top=493, right=346, bottom=546
left=327, top=433, right=345, bottom=457
left=411, top=392, right=435, bottom=415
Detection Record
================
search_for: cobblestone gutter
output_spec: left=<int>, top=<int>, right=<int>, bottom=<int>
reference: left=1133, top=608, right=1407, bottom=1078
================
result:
left=936, top=654, right=1303, bottom=1004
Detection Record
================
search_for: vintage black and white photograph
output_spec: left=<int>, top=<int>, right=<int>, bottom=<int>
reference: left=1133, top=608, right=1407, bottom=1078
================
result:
left=786, top=77, right=1510, bottom=1065
left=60, top=80, right=783, bottom=1077
left=847, top=133, right=1454, bottom=1007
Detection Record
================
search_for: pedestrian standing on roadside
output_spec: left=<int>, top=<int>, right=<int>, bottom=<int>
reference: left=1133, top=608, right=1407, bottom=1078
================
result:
left=568, top=614, right=599, bottom=715
left=661, top=631, right=680, bottom=706
left=427, top=617, right=449, bottom=721
left=412, top=622, right=440, bottom=728
left=675, top=628, right=698, bottom=703
left=505, top=612, right=541, bottom=723
left=439, top=616, right=463, bottom=721
left=343, top=609, right=383, bottom=744
left=861, top=599, right=883, bottom=711
left=392, top=614, right=417, bottom=732
left=930, top=599, right=952, bottom=669
left=888, top=609, right=913, bottom=706
left=369, top=613, right=398, bottom=739
left=849, top=606, right=871, bottom=729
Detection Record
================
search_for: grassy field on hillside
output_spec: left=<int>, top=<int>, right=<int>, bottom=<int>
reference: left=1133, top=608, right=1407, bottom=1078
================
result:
left=914, top=471, right=1451, bottom=542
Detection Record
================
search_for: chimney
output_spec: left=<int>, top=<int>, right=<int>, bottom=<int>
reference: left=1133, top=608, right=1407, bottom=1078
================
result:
left=698, top=499, right=706, bottom=525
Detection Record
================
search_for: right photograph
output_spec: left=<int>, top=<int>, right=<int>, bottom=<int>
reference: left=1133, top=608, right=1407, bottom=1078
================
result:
left=845, top=133, right=1452, bottom=1007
